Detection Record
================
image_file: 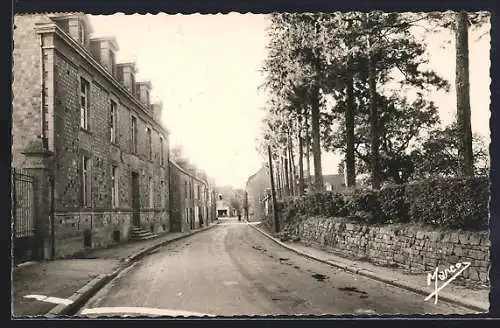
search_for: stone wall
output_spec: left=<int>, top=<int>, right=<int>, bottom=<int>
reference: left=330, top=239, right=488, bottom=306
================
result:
left=12, top=14, right=172, bottom=260
left=286, top=216, right=490, bottom=286
left=53, top=211, right=132, bottom=258
left=12, top=14, right=52, bottom=169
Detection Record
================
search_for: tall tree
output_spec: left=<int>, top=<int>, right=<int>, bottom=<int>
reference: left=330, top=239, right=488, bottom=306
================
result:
left=345, top=77, right=356, bottom=187
left=421, top=11, right=489, bottom=176
left=455, top=11, right=474, bottom=177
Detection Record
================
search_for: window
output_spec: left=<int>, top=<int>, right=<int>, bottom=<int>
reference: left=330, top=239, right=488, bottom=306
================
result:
left=149, top=176, right=154, bottom=208
left=110, top=100, right=117, bottom=143
left=131, top=116, right=137, bottom=153
left=159, top=136, right=164, bottom=166
left=79, top=23, right=86, bottom=45
left=146, top=127, right=152, bottom=160
left=82, top=156, right=91, bottom=207
left=184, top=180, right=188, bottom=199
left=80, top=77, right=89, bottom=129
left=160, top=180, right=165, bottom=207
left=111, top=166, right=119, bottom=208
left=218, top=194, right=222, bottom=201
left=109, top=50, right=116, bottom=77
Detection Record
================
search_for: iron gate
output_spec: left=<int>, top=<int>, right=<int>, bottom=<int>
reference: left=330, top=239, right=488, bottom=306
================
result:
left=11, top=168, right=38, bottom=263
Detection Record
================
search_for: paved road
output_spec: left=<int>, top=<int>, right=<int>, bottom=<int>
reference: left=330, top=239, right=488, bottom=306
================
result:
left=80, top=217, right=471, bottom=316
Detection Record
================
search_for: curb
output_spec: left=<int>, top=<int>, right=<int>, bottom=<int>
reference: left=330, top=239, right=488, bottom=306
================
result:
left=248, top=223, right=488, bottom=313
left=44, top=223, right=219, bottom=316
left=13, top=261, right=38, bottom=273
left=122, top=223, right=218, bottom=265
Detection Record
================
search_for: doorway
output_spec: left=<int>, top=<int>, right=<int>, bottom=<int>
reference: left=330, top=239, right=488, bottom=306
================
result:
left=131, top=172, right=140, bottom=226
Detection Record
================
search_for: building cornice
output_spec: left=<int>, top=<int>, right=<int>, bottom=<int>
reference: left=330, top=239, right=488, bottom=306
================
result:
left=169, top=160, right=209, bottom=186
left=35, top=22, right=170, bottom=137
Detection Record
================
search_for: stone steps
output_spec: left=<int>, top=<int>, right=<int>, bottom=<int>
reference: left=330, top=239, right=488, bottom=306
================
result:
left=130, top=226, right=157, bottom=241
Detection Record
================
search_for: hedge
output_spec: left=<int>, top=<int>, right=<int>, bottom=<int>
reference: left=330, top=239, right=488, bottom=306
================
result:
left=275, top=176, right=489, bottom=230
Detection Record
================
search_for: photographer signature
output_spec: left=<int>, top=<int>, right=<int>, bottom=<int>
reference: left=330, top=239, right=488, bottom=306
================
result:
left=425, top=261, right=471, bottom=304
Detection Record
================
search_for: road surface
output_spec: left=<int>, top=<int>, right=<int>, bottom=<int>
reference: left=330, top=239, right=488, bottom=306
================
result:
left=80, top=217, right=472, bottom=316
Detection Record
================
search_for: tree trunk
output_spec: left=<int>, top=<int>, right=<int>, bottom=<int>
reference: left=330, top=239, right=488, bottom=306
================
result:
left=311, top=87, right=324, bottom=191
left=305, top=109, right=311, bottom=190
left=281, top=157, right=286, bottom=196
left=267, top=145, right=280, bottom=233
left=275, top=159, right=282, bottom=199
left=283, top=149, right=290, bottom=196
left=368, top=38, right=381, bottom=190
left=298, top=115, right=305, bottom=196
left=345, top=76, right=356, bottom=188
left=456, top=11, right=474, bottom=177
left=288, top=132, right=296, bottom=196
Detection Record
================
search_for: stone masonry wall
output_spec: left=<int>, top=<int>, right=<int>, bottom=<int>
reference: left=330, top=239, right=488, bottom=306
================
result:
left=53, top=211, right=132, bottom=258
left=11, top=15, right=171, bottom=258
left=12, top=14, right=53, bottom=169
left=286, top=217, right=490, bottom=286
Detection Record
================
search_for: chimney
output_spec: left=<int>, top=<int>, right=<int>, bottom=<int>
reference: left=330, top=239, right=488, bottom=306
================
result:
left=50, top=13, right=93, bottom=47
left=136, top=81, right=152, bottom=107
left=116, top=62, right=137, bottom=94
left=89, top=37, right=119, bottom=77
left=150, top=101, right=163, bottom=122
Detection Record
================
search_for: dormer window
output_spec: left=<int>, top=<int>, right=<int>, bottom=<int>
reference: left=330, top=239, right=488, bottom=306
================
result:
left=109, top=50, right=116, bottom=77
left=79, top=24, right=86, bottom=45
left=90, top=37, right=119, bottom=76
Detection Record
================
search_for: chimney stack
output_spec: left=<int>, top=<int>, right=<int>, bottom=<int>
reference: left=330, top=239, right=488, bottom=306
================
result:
left=150, top=101, right=163, bottom=122
left=136, top=81, right=152, bottom=107
left=89, top=37, right=119, bottom=77
left=117, top=62, right=137, bottom=94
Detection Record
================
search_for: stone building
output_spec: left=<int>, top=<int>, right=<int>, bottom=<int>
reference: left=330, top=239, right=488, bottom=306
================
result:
left=245, top=164, right=271, bottom=221
left=215, top=186, right=240, bottom=217
left=12, top=13, right=170, bottom=259
left=169, top=159, right=216, bottom=232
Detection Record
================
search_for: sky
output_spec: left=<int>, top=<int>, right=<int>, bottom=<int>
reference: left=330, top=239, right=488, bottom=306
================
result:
left=89, top=13, right=491, bottom=189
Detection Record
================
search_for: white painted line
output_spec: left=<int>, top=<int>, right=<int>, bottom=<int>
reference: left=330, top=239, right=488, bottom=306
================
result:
left=24, top=294, right=74, bottom=306
left=80, top=307, right=214, bottom=317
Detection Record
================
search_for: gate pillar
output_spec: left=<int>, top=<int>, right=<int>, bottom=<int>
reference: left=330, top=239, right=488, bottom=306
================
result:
left=21, top=139, right=54, bottom=260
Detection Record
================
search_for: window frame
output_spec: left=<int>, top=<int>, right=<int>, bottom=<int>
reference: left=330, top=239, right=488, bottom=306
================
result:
left=80, top=77, right=90, bottom=130
left=159, top=136, right=164, bottom=166
left=110, top=100, right=118, bottom=144
left=146, top=127, right=152, bottom=160
left=149, top=176, right=154, bottom=208
left=111, top=165, right=119, bottom=208
left=131, top=116, right=138, bottom=153
left=82, top=156, right=91, bottom=207
left=79, top=22, right=86, bottom=45
left=160, top=180, right=165, bottom=208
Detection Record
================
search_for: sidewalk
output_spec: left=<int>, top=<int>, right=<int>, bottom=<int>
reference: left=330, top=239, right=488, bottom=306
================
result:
left=12, top=223, right=218, bottom=317
left=249, top=223, right=490, bottom=313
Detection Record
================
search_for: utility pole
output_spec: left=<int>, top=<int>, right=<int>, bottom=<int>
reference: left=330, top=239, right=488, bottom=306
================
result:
left=267, top=145, right=279, bottom=233
left=244, top=190, right=249, bottom=221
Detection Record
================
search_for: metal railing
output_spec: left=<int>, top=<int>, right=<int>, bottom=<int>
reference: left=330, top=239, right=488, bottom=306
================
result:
left=12, top=169, right=36, bottom=239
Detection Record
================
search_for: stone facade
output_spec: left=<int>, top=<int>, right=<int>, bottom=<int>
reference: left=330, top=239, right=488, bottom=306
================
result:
left=284, top=216, right=490, bottom=286
left=169, top=160, right=216, bottom=233
left=245, top=165, right=270, bottom=221
left=12, top=13, right=170, bottom=258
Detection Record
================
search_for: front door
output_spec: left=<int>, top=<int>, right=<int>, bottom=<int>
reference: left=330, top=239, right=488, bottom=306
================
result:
left=131, top=172, right=140, bottom=226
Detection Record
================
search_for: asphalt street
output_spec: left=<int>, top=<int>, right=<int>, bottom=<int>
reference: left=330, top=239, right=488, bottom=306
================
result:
left=79, top=217, right=471, bottom=316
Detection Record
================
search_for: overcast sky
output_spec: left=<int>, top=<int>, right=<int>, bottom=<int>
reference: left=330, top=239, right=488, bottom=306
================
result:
left=89, top=13, right=491, bottom=189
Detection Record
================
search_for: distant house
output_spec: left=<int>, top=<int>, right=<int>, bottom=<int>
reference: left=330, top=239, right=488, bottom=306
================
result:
left=215, top=186, right=238, bottom=217
left=323, top=174, right=346, bottom=191
left=169, top=159, right=216, bottom=232
left=245, top=165, right=271, bottom=221
left=307, top=174, right=346, bottom=193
